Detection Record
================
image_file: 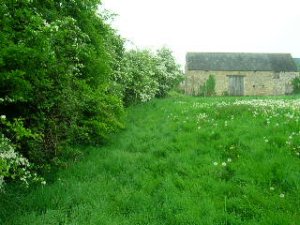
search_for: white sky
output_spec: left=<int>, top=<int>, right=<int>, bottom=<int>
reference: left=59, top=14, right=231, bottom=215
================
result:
left=101, top=0, right=300, bottom=66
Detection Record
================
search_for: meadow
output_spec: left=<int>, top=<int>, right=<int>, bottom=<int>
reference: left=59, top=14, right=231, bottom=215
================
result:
left=1, top=95, right=300, bottom=225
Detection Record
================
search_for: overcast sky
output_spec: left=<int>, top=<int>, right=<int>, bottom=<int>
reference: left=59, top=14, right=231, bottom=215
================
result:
left=102, top=0, right=300, bottom=66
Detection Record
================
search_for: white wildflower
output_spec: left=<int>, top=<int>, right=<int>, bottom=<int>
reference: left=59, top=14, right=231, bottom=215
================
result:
left=213, top=162, right=218, bottom=166
left=221, top=162, right=227, bottom=167
left=279, top=193, right=285, bottom=198
left=264, top=137, right=269, bottom=143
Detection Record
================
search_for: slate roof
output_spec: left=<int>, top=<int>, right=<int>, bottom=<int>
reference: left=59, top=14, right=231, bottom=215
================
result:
left=186, top=52, right=298, bottom=72
left=294, top=58, right=300, bottom=71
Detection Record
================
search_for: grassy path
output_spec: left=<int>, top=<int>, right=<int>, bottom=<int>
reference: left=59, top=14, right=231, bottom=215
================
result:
left=1, top=96, right=300, bottom=224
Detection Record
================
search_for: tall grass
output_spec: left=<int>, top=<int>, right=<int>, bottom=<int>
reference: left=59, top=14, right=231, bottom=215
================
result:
left=1, top=95, right=300, bottom=224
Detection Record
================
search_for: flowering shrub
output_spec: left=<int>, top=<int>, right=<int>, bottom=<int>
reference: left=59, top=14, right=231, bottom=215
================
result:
left=120, top=48, right=183, bottom=105
left=0, top=0, right=124, bottom=166
left=0, top=116, right=44, bottom=190
left=0, top=134, right=45, bottom=190
left=155, top=48, right=184, bottom=97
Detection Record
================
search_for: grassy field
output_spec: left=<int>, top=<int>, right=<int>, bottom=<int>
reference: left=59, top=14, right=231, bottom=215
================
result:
left=1, top=95, right=300, bottom=225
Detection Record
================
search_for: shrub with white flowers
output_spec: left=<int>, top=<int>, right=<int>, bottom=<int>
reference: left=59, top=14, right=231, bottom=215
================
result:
left=0, top=116, right=44, bottom=190
left=120, top=48, right=183, bottom=105
left=0, top=133, right=44, bottom=190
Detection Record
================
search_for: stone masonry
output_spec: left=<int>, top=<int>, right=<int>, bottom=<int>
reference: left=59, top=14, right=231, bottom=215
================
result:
left=184, top=70, right=299, bottom=96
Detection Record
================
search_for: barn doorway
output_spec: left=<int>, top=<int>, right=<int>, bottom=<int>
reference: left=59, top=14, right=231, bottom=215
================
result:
left=228, top=75, right=244, bottom=96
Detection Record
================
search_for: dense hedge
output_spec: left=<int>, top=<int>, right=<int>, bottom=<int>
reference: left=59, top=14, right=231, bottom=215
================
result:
left=0, top=0, right=183, bottom=189
left=120, top=48, right=183, bottom=105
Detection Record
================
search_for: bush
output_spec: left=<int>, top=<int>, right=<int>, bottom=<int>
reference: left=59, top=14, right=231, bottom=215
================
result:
left=120, top=48, right=183, bottom=105
left=198, top=75, right=216, bottom=96
left=292, top=76, right=300, bottom=94
left=0, top=0, right=124, bottom=168
left=0, top=0, right=184, bottom=190
left=155, top=48, right=184, bottom=97
left=0, top=115, right=44, bottom=190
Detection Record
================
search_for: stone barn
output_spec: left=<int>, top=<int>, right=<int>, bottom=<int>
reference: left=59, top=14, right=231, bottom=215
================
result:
left=184, top=52, right=299, bottom=96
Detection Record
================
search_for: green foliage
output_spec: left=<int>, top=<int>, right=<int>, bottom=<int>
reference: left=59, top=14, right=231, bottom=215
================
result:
left=0, top=0, right=184, bottom=191
left=1, top=96, right=299, bottom=224
left=291, top=76, right=300, bottom=94
left=155, top=47, right=184, bottom=97
left=0, top=116, right=44, bottom=190
left=198, top=74, right=216, bottom=96
left=120, top=48, right=183, bottom=105
left=120, top=49, right=159, bottom=104
left=0, top=0, right=124, bottom=170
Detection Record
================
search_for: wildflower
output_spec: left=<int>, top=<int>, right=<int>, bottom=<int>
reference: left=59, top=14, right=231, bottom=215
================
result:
left=41, top=180, right=46, bottom=185
left=0, top=115, right=6, bottom=119
left=213, top=162, right=218, bottom=166
left=269, top=187, right=275, bottom=191
left=227, top=158, right=232, bottom=162
left=264, top=137, right=269, bottom=143
left=279, top=193, right=285, bottom=198
left=221, top=162, right=227, bottom=167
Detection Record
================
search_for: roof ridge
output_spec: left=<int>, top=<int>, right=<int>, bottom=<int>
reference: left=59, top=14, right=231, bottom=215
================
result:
left=186, top=52, right=297, bottom=72
left=186, top=52, right=292, bottom=55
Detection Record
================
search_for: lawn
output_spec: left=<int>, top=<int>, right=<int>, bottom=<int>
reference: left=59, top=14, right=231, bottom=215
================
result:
left=1, top=95, right=300, bottom=225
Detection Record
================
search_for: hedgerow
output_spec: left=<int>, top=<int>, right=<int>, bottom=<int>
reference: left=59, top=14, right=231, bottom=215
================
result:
left=0, top=1, right=183, bottom=189
left=0, top=0, right=124, bottom=189
left=120, top=48, right=183, bottom=105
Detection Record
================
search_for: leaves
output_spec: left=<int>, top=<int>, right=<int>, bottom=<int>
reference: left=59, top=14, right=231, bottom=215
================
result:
left=121, top=48, right=183, bottom=105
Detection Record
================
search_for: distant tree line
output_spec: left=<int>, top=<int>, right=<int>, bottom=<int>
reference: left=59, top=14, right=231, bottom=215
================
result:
left=0, top=0, right=183, bottom=189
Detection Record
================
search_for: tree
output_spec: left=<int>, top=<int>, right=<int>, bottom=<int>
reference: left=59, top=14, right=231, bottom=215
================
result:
left=0, top=0, right=124, bottom=167
left=156, top=47, right=184, bottom=97
left=120, top=47, right=183, bottom=105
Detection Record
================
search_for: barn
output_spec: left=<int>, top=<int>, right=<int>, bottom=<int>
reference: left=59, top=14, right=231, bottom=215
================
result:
left=184, top=52, right=299, bottom=96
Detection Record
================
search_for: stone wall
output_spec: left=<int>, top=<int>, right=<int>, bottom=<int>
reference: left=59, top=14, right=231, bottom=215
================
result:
left=183, top=70, right=299, bottom=96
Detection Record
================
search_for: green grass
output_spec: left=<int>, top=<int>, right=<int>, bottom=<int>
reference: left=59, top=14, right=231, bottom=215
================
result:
left=1, top=95, right=300, bottom=224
